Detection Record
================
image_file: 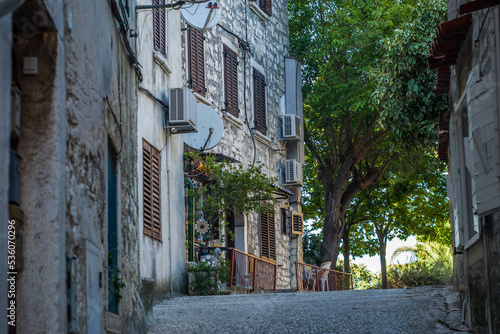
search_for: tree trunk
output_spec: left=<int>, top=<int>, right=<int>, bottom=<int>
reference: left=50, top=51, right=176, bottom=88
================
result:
left=380, top=241, right=387, bottom=289
left=342, top=225, right=350, bottom=273
left=320, top=196, right=344, bottom=267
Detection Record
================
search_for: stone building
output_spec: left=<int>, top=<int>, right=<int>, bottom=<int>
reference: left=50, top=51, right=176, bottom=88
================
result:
left=178, top=0, right=305, bottom=290
left=1, top=0, right=147, bottom=333
left=429, top=0, right=500, bottom=332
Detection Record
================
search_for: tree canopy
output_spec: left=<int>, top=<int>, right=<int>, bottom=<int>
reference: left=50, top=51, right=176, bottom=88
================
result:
left=289, top=0, right=448, bottom=267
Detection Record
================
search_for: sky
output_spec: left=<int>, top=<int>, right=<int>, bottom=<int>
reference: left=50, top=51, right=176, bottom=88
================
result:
left=348, top=236, right=418, bottom=273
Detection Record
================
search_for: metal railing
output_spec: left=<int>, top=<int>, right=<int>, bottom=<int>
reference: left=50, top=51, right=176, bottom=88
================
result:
left=229, top=248, right=277, bottom=293
left=295, top=262, right=353, bottom=292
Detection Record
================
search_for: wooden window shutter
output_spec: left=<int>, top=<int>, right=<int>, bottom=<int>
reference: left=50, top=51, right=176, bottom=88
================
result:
left=291, top=213, right=303, bottom=235
left=188, top=28, right=206, bottom=96
left=260, top=208, right=276, bottom=262
left=253, top=68, right=267, bottom=135
left=143, top=141, right=161, bottom=241
left=153, top=0, right=166, bottom=57
left=263, top=0, right=272, bottom=16
left=223, top=45, right=239, bottom=117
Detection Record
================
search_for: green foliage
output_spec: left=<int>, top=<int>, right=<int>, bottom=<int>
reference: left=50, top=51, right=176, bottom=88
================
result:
left=108, top=252, right=126, bottom=300
left=387, top=242, right=453, bottom=288
left=302, top=228, right=323, bottom=266
left=187, top=259, right=231, bottom=296
left=371, top=0, right=448, bottom=147
left=185, top=152, right=276, bottom=243
left=337, top=260, right=380, bottom=290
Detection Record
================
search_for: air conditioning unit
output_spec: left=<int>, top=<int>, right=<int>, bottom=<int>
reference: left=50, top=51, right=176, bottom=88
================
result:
left=285, top=159, right=303, bottom=185
left=291, top=213, right=303, bottom=235
left=168, top=87, right=197, bottom=133
left=282, top=114, right=302, bottom=140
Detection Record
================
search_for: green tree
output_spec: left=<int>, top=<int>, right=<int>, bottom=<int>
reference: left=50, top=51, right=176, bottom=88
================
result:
left=185, top=153, right=275, bottom=244
left=289, top=0, right=447, bottom=267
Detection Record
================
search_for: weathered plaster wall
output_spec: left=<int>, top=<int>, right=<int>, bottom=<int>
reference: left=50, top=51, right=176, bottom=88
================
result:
left=63, top=0, right=143, bottom=332
left=136, top=1, right=187, bottom=298
left=0, top=13, right=12, bottom=334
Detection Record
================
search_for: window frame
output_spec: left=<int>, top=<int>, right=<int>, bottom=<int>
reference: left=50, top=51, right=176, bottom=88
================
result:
left=142, top=140, right=162, bottom=241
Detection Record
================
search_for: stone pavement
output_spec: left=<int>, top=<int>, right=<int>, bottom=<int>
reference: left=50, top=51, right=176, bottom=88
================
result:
left=147, top=285, right=471, bottom=334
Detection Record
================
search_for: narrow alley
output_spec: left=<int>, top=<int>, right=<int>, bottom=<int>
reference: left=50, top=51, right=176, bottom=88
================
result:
left=147, top=286, right=470, bottom=334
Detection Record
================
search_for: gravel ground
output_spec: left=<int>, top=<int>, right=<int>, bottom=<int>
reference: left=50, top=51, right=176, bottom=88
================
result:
left=147, top=285, right=471, bottom=334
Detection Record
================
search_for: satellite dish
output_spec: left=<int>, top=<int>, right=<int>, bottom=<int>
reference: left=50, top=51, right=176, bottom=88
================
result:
left=181, top=2, right=220, bottom=31
left=184, top=104, right=223, bottom=151
left=0, top=0, right=25, bottom=18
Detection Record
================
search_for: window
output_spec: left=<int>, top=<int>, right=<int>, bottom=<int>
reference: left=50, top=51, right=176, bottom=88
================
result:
left=143, top=140, right=161, bottom=241
left=258, top=0, right=272, bottom=16
left=281, top=209, right=287, bottom=234
left=291, top=213, right=303, bottom=235
left=188, top=28, right=205, bottom=96
left=223, top=44, right=238, bottom=117
left=253, top=68, right=266, bottom=135
left=260, top=208, right=275, bottom=262
left=153, top=0, right=166, bottom=57
left=107, top=143, right=119, bottom=313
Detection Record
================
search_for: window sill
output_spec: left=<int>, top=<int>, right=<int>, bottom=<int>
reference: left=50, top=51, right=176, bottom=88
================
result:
left=194, top=92, right=211, bottom=106
left=249, top=1, right=270, bottom=21
left=251, top=129, right=272, bottom=146
left=223, top=112, right=244, bottom=127
left=464, top=233, right=481, bottom=250
left=153, top=51, right=173, bottom=75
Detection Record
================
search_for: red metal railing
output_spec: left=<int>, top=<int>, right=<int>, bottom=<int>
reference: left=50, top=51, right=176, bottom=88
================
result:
left=295, top=262, right=353, bottom=292
left=229, top=248, right=276, bottom=293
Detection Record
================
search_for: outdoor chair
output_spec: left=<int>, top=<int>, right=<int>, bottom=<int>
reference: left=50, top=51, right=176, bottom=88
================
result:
left=318, top=262, right=331, bottom=291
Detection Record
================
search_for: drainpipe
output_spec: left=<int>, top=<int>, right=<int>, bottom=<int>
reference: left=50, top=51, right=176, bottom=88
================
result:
left=167, top=145, right=173, bottom=295
left=185, top=178, right=195, bottom=262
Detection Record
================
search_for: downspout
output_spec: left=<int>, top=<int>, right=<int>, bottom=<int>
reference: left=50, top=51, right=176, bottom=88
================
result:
left=185, top=178, right=195, bottom=262
left=167, top=144, right=173, bottom=295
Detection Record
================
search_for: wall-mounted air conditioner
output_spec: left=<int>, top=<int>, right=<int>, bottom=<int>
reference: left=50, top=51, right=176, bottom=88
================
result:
left=285, top=159, right=303, bottom=185
left=168, top=87, right=197, bottom=133
left=282, top=114, right=302, bottom=141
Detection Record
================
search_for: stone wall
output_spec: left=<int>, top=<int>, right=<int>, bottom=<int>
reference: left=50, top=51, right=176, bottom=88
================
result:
left=186, top=0, right=302, bottom=290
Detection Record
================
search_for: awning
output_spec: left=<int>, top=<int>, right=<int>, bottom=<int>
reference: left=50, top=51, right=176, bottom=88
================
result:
left=459, top=0, right=500, bottom=14
left=428, top=14, right=472, bottom=94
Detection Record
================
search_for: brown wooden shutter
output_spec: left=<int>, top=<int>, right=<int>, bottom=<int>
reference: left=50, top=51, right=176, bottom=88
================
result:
left=292, top=213, right=303, bottom=235
left=223, top=45, right=239, bottom=117
left=153, top=0, right=166, bottom=57
left=253, top=68, right=267, bottom=135
left=264, top=0, right=272, bottom=16
left=188, top=29, right=205, bottom=96
left=260, top=208, right=275, bottom=262
left=143, top=141, right=161, bottom=241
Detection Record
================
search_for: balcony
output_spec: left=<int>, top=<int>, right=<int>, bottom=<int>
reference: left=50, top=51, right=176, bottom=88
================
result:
left=228, top=249, right=276, bottom=293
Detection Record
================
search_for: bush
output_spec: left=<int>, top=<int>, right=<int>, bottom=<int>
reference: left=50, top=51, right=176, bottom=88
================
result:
left=187, top=259, right=230, bottom=296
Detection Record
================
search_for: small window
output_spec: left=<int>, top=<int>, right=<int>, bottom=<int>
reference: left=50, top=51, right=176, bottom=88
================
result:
left=223, top=45, right=239, bottom=117
left=253, top=68, right=266, bottom=135
left=153, top=0, right=166, bottom=57
left=258, top=0, right=272, bottom=16
left=260, top=208, right=275, bottom=262
left=188, top=28, right=206, bottom=96
left=281, top=209, right=287, bottom=234
left=143, top=140, right=161, bottom=241
left=291, top=213, right=303, bottom=235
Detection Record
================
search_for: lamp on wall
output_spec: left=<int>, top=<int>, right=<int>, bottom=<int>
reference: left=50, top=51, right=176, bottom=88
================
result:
left=0, top=0, right=25, bottom=18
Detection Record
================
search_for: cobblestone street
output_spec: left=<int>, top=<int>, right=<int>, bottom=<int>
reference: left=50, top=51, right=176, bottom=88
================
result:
left=147, top=285, right=470, bottom=333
